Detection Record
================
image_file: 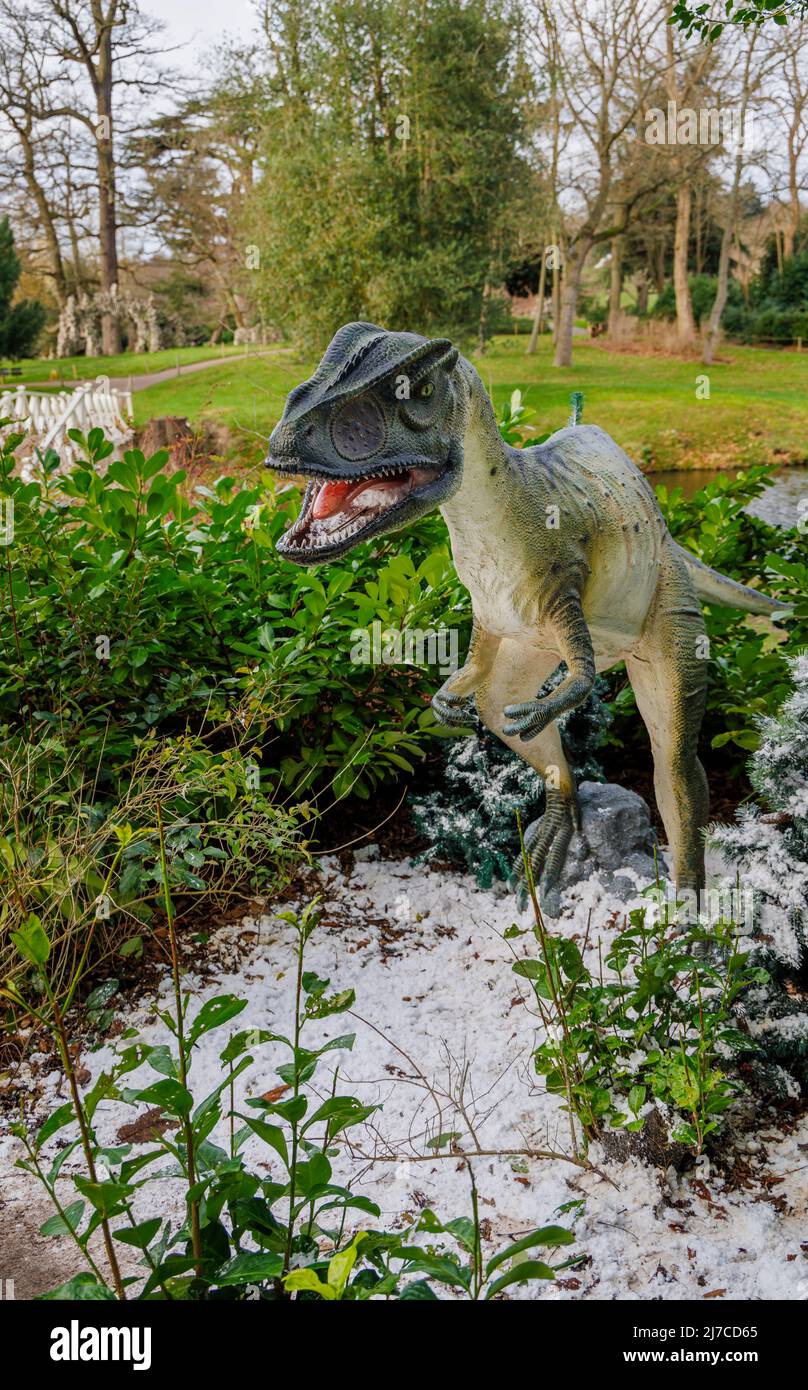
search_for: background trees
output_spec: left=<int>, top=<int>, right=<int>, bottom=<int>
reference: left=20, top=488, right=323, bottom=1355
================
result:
left=0, top=218, right=46, bottom=357
left=0, top=0, right=806, bottom=361
left=243, top=0, right=534, bottom=345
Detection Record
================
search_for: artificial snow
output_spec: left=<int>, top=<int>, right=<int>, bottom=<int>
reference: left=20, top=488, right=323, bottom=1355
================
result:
left=1, top=853, right=806, bottom=1301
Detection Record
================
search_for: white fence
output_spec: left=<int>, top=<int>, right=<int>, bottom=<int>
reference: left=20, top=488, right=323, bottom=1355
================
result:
left=0, top=379, right=134, bottom=474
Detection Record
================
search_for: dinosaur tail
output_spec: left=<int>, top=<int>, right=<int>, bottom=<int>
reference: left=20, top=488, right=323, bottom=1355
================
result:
left=677, top=543, right=785, bottom=616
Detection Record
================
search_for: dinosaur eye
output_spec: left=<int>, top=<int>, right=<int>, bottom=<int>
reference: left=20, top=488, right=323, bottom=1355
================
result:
left=418, top=380, right=434, bottom=399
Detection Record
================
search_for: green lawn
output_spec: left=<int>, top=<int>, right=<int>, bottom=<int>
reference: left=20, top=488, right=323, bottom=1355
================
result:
left=132, top=334, right=808, bottom=471
left=1, top=342, right=268, bottom=386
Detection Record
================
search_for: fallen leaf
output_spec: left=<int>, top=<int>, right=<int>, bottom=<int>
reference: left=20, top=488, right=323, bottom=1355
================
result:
left=117, top=1106, right=179, bottom=1144
left=261, top=1083, right=291, bottom=1103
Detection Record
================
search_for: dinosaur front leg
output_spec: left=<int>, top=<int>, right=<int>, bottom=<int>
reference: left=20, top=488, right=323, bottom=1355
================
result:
left=502, top=593, right=596, bottom=742
left=431, top=621, right=499, bottom=727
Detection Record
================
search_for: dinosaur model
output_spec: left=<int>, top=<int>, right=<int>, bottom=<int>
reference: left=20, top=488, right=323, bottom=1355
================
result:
left=267, top=322, right=782, bottom=912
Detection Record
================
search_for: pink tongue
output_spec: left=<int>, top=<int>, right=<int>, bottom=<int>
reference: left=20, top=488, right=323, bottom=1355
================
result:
left=312, top=475, right=404, bottom=520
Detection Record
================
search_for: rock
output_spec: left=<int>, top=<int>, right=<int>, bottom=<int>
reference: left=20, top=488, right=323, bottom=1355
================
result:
left=598, top=1106, right=690, bottom=1171
left=558, top=780, right=663, bottom=900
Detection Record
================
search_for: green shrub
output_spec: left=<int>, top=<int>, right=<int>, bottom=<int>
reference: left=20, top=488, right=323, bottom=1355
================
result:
left=652, top=273, right=745, bottom=327
left=6, top=893, right=581, bottom=1301
left=0, top=423, right=467, bottom=813
left=510, top=893, right=764, bottom=1154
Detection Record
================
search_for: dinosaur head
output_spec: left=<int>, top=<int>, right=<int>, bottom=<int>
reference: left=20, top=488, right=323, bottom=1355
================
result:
left=267, top=322, right=464, bottom=563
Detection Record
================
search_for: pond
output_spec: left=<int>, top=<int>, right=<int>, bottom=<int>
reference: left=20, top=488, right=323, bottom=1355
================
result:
left=652, top=465, right=808, bottom=530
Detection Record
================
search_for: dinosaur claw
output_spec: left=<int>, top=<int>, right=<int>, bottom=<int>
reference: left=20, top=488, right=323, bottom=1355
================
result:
left=431, top=689, right=477, bottom=728
left=501, top=698, right=553, bottom=741
left=511, top=791, right=576, bottom=917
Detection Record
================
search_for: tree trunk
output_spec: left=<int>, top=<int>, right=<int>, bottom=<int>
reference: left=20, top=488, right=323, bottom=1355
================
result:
left=551, top=228, right=561, bottom=345
left=554, top=246, right=586, bottom=368
left=702, top=223, right=733, bottom=366
left=476, top=280, right=492, bottom=355
left=21, top=140, right=67, bottom=306
left=608, top=236, right=622, bottom=337
left=785, top=125, right=801, bottom=259
left=703, top=39, right=756, bottom=366
left=95, top=25, right=121, bottom=355
left=673, top=182, right=696, bottom=348
left=636, top=268, right=649, bottom=316
left=527, top=241, right=548, bottom=355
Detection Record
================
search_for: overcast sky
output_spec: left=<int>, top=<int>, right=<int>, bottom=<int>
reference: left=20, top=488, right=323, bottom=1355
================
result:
left=149, top=0, right=257, bottom=70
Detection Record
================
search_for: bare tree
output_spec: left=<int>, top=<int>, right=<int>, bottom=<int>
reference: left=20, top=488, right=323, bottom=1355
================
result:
left=663, top=22, right=718, bottom=348
left=0, top=6, right=69, bottom=306
left=702, top=29, right=774, bottom=365
left=772, top=19, right=808, bottom=258
left=0, top=0, right=173, bottom=353
left=527, top=0, right=669, bottom=368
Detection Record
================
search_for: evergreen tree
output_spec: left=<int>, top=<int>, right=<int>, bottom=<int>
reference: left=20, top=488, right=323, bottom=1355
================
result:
left=0, top=217, right=45, bottom=359
left=246, top=0, right=534, bottom=347
left=710, top=652, right=808, bottom=1098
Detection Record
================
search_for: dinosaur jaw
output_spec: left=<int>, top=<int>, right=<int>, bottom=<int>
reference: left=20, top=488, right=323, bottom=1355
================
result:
left=275, top=457, right=452, bottom=562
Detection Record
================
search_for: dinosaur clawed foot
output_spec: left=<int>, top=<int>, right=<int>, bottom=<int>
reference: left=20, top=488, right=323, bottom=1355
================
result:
left=502, top=697, right=555, bottom=742
left=431, top=687, right=477, bottom=728
left=511, top=791, right=577, bottom=918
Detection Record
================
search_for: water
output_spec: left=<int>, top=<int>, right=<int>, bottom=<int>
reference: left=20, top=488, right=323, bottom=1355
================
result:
left=653, top=466, right=808, bottom=530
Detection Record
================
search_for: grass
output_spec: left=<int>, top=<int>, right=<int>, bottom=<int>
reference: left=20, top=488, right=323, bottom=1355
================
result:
left=0, top=342, right=267, bottom=386
left=132, top=347, right=314, bottom=444
left=8, top=332, right=805, bottom=469
left=134, top=333, right=808, bottom=471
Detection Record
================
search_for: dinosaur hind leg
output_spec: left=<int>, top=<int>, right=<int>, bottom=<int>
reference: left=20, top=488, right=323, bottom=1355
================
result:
left=476, top=641, right=576, bottom=915
left=625, top=554, right=709, bottom=892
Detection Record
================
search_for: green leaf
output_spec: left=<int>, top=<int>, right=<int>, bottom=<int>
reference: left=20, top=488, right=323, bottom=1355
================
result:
left=327, top=1231, right=366, bottom=1298
left=284, top=1267, right=336, bottom=1299
left=41, top=1201, right=85, bottom=1237
left=35, top=1102, right=76, bottom=1149
left=11, top=913, right=50, bottom=965
left=485, top=1225, right=574, bottom=1277
left=215, top=1252, right=284, bottom=1286
left=133, top=1078, right=193, bottom=1117
left=628, top=1085, right=646, bottom=1116
left=304, top=987, right=356, bottom=1019
left=72, top=1175, right=132, bottom=1217
left=239, top=1116, right=289, bottom=1169
left=485, top=1259, right=556, bottom=1299
left=37, top=1273, right=116, bottom=1301
left=187, top=994, right=248, bottom=1044
left=112, top=1217, right=162, bottom=1249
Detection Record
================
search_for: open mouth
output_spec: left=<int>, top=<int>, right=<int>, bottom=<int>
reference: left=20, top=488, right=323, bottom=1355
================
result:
left=276, top=460, right=446, bottom=558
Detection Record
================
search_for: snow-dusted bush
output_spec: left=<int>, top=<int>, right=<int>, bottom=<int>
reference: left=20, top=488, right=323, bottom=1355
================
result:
left=411, top=670, right=611, bottom=888
left=709, top=651, right=808, bottom=1099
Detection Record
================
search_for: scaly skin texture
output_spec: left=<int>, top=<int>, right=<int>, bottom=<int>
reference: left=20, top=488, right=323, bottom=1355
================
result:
left=268, top=323, right=782, bottom=914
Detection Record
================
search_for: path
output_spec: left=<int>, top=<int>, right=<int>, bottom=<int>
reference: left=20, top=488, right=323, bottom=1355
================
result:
left=19, top=348, right=286, bottom=394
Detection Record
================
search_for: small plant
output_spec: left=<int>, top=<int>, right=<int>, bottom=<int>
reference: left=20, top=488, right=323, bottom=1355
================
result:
left=5, top=866, right=579, bottom=1300
left=496, top=388, right=541, bottom=446
left=509, top=832, right=764, bottom=1153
